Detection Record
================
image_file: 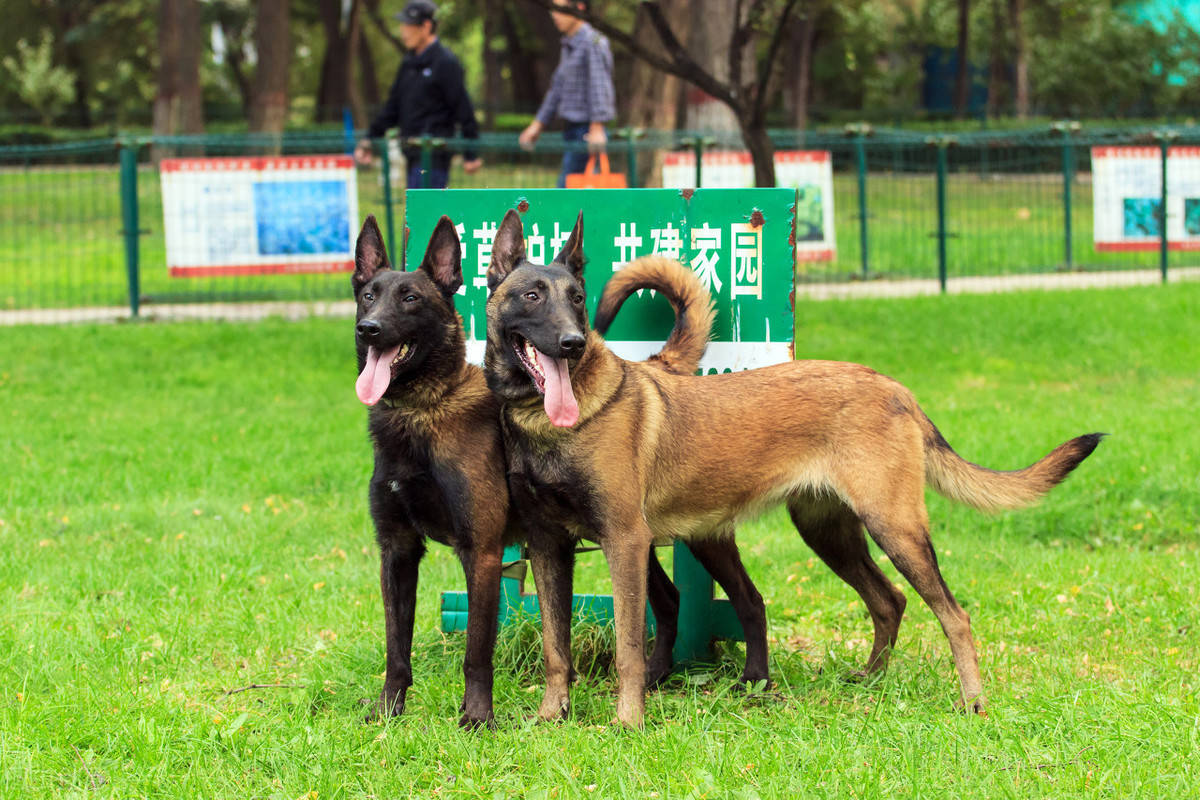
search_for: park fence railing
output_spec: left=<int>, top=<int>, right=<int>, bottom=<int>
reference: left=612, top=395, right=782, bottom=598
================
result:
left=2, top=125, right=1199, bottom=320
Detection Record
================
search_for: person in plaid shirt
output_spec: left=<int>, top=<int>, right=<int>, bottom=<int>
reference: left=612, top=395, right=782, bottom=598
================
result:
left=519, top=0, right=616, bottom=187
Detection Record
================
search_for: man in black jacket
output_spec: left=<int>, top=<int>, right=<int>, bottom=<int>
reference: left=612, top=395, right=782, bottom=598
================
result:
left=354, top=0, right=482, bottom=188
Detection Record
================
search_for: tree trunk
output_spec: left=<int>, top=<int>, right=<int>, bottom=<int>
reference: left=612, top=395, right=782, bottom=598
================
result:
left=154, top=0, right=205, bottom=157
left=626, top=0, right=690, bottom=185
left=789, top=6, right=821, bottom=133
left=359, top=33, right=380, bottom=109
left=219, top=19, right=253, bottom=116
left=683, top=0, right=741, bottom=133
left=250, top=0, right=291, bottom=134
left=505, top=1, right=560, bottom=112
left=953, top=0, right=971, bottom=118
left=1009, top=0, right=1028, bottom=118
left=739, top=116, right=776, bottom=188
left=986, top=0, right=1005, bottom=117
left=482, top=0, right=504, bottom=126
left=316, top=0, right=349, bottom=123
left=55, top=4, right=91, bottom=127
left=345, top=0, right=367, bottom=128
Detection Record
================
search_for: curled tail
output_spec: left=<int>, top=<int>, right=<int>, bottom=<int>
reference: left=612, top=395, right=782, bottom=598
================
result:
left=594, top=255, right=715, bottom=374
left=920, top=414, right=1103, bottom=512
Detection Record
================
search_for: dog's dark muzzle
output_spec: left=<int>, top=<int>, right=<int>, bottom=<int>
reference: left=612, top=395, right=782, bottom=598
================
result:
left=357, top=319, right=383, bottom=342
left=558, top=332, right=585, bottom=358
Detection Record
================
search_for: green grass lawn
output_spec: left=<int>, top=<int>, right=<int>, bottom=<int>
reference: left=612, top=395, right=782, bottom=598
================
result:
left=2, top=284, right=1198, bottom=797
left=0, top=152, right=1183, bottom=311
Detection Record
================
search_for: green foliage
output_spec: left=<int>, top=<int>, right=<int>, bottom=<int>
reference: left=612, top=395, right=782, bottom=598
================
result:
left=2, top=32, right=75, bottom=125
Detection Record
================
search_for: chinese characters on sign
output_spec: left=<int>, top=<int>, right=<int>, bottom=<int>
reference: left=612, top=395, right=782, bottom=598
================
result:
left=403, top=188, right=795, bottom=373
left=447, top=215, right=764, bottom=302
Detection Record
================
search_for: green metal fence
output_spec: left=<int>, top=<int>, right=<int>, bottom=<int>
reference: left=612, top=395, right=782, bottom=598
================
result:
left=2, top=126, right=1198, bottom=319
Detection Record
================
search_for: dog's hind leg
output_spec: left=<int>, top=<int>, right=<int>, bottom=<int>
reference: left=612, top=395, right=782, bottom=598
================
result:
left=852, top=492, right=985, bottom=714
left=371, top=537, right=425, bottom=720
left=684, top=532, right=770, bottom=687
left=526, top=530, right=578, bottom=722
left=787, top=496, right=907, bottom=677
left=645, top=549, right=680, bottom=689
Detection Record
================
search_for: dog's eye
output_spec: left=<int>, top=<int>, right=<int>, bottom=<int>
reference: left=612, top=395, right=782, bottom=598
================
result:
left=403, top=294, right=418, bottom=303
left=572, top=293, right=585, bottom=305
left=363, top=292, right=374, bottom=303
left=523, top=291, right=539, bottom=302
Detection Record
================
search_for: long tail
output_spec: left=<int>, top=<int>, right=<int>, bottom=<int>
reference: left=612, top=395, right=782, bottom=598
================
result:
left=919, top=414, right=1104, bottom=511
left=593, top=255, right=715, bottom=374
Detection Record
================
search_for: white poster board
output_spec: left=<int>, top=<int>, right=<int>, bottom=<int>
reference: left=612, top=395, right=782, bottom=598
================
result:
left=160, top=155, right=359, bottom=277
left=1092, top=146, right=1200, bottom=252
left=662, top=150, right=835, bottom=261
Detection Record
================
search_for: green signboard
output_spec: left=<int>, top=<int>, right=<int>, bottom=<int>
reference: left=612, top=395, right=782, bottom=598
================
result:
left=403, top=188, right=796, bottom=371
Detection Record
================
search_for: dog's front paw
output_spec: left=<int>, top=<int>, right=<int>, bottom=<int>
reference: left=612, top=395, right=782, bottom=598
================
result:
left=365, top=688, right=406, bottom=722
left=644, top=659, right=673, bottom=690
left=537, top=693, right=570, bottom=722
left=955, top=694, right=988, bottom=717
left=458, top=710, right=497, bottom=731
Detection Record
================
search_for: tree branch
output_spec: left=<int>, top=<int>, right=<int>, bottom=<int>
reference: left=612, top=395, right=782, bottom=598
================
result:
left=752, top=0, right=803, bottom=122
left=521, top=0, right=740, bottom=110
left=363, top=0, right=405, bottom=54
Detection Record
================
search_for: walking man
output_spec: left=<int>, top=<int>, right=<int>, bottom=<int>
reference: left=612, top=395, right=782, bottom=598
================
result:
left=518, top=0, right=615, bottom=188
left=355, top=0, right=482, bottom=188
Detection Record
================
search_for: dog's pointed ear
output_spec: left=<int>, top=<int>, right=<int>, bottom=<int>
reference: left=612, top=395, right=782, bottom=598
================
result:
left=552, top=210, right=585, bottom=284
left=353, top=215, right=391, bottom=294
left=486, top=209, right=526, bottom=291
left=417, top=215, right=463, bottom=298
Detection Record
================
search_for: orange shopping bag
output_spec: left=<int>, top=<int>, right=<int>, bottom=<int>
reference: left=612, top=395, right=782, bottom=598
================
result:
left=564, top=153, right=628, bottom=189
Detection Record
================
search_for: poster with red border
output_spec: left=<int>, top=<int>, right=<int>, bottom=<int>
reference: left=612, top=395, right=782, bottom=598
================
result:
left=160, top=156, right=358, bottom=277
left=1092, top=146, right=1200, bottom=252
left=661, top=150, right=835, bottom=261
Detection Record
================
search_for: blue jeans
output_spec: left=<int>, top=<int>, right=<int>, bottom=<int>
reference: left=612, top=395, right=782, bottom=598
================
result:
left=557, top=122, right=595, bottom=189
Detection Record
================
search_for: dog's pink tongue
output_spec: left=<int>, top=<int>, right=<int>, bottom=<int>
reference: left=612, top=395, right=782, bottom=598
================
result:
left=356, top=344, right=401, bottom=406
left=537, top=349, right=579, bottom=428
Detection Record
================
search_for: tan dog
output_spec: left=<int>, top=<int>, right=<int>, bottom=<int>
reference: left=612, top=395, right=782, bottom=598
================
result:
left=483, top=209, right=1102, bottom=727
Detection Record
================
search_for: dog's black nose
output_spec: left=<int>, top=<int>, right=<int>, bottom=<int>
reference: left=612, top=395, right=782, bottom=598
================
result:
left=559, top=332, right=586, bottom=357
left=357, top=319, right=382, bottom=340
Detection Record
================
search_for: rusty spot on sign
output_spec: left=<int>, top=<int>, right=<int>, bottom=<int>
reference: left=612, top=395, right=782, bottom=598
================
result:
left=517, top=199, right=529, bottom=213
left=749, top=209, right=765, bottom=228
left=680, top=188, right=695, bottom=201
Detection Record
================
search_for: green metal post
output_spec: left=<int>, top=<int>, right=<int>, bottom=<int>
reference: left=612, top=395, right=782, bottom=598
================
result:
left=1160, top=137, right=1170, bottom=283
left=694, top=138, right=704, bottom=188
left=855, top=133, right=870, bottom=279
left=935, top=140, right=949, bottom=293
left=119, top=143, right=141, bottom=317
left=379, top=138, right=397, bottom=266
left=623, top=129, right=639, bottom=189
left=1062, top=135, right=1074, bottom=270
left=670, top=542, right=744, bottom=665
left=420, top=137, right=433, bottom=189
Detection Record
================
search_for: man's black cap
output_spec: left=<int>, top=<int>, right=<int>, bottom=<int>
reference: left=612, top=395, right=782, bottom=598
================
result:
left=395, top=0, right=437, bottom=24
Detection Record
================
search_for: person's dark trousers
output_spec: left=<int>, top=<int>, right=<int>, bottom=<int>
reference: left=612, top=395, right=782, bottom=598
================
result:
left=406, top=162, right=450, bottom=189
left=557, top=122, right=593, bottom=188
left=405, top=150, right=452, bottom=189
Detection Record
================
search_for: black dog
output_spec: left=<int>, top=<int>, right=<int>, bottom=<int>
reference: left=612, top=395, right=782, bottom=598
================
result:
left=352, top=213, right=764, bottom=727
left=354, top=214, right=512, bottom=728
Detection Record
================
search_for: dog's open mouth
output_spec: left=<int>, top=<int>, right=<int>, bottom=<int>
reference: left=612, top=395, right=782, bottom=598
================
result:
left=511, top=334, right=579, bottom=428
left=355, top=341, right=414, bottom=406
